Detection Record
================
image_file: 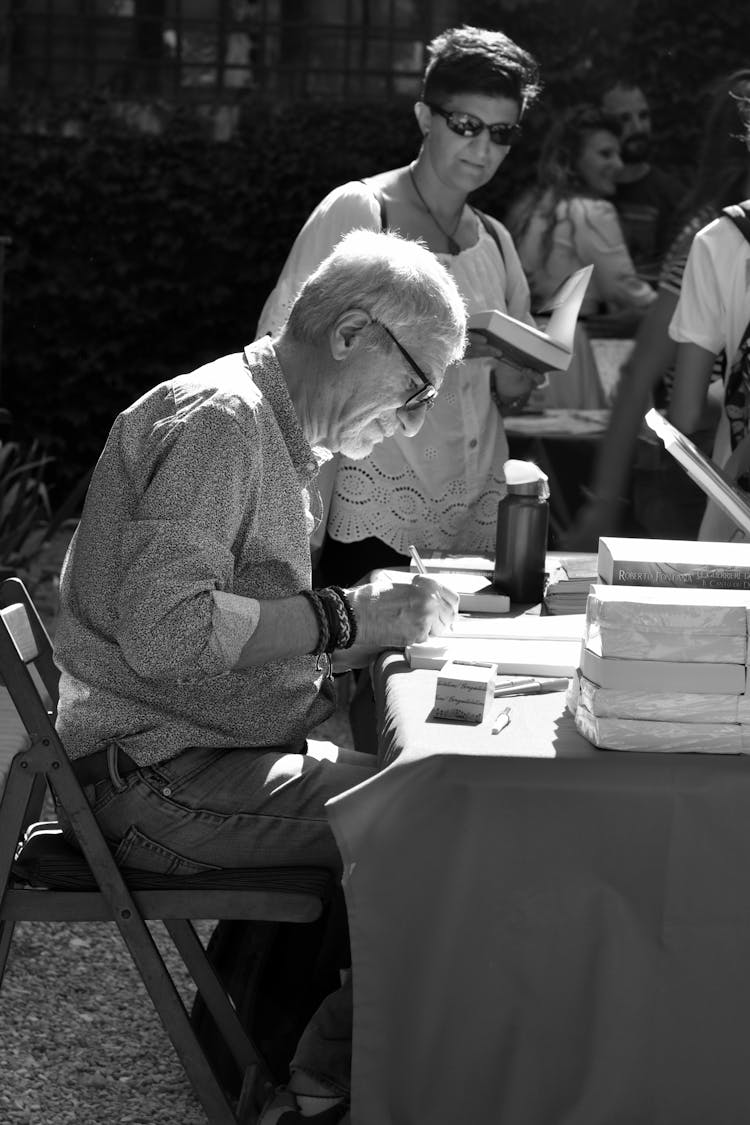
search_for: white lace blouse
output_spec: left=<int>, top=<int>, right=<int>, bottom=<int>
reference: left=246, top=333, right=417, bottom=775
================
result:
left=256, top=180, right=534, bottom=556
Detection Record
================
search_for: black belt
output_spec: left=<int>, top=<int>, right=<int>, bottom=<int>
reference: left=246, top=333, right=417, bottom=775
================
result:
left=71, top=745, right=141, bottom=788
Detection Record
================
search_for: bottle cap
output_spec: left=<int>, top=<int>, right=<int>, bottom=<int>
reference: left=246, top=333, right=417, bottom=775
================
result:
left=503, top=459, right=550, bottom=499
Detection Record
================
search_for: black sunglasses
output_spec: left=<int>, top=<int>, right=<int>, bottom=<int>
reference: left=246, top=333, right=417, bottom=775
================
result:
left=374, top=321, right=437, bottom=412
left=426, top=103, right=523, bottom=147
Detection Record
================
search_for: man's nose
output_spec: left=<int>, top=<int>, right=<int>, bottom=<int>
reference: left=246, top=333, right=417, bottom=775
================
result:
left=396, top=407, right=427, bottom=437
left=470, top=129, right=493, bottom=157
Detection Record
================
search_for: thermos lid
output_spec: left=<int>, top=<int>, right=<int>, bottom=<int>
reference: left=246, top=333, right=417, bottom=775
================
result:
left=503, top=459, right=550, bottom=499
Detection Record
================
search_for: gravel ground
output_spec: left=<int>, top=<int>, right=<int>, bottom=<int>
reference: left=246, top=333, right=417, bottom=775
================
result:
left=0, top=920, right=218, bottom=1124
left=0, top=523, right=352, bottom=1124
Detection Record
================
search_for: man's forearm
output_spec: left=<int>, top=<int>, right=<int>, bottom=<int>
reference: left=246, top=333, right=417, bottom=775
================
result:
left=234, top=595, right=319, bottom=668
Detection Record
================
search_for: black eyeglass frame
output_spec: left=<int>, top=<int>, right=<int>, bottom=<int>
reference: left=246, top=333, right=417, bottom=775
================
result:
left=374, top=320, right=438, bottom=412
left=425, top=103, right=523, bottom=147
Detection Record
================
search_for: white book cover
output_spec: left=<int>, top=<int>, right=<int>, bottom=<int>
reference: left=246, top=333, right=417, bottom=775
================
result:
left=468, top=264, right=594, bottom=374
left=575, top=704, right=750, bottom=754
left=584, top=621, right=747, bottom=664
left=586, top=582, right=750, bottom=634
left=579, top=644, right=747, bottom=694
left=406, top=635, right=581, bottom=676
left=576, top=672, right=750, bottom=723
left=645, top=409, right=750, bottom=539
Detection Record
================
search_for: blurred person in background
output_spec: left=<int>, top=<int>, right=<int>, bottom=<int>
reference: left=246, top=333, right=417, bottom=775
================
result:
left=565, top=69, right=750, bottom=549
left=508, top=103, right=657, bottom=409
left=600, top=77, right=687, bottom=284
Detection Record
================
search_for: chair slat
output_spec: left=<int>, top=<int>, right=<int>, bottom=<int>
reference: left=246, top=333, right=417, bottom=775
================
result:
left=0, top=604, right=39, bottom=664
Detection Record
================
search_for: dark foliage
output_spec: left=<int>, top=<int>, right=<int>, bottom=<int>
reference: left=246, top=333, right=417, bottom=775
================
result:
left=0, top=1, right=748, bottom=499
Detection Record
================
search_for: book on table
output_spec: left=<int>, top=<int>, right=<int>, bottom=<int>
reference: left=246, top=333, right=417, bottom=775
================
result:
left=597, top=535, right=750, bottom=590
left=645, top=408, right=750, bottom=539
left=468, top=264, right=594, bottom=374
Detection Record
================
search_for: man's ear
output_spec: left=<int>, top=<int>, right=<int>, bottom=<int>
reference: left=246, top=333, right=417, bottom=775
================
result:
left=329, top=308, right=372, bottom=362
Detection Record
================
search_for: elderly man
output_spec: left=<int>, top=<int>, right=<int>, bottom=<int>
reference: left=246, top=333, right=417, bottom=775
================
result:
left=53, top=227, right=466, bottom=880
left=600, top=77, right=685, bottom=284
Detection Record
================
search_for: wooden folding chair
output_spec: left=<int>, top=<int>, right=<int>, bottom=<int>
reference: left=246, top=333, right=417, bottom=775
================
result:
left=0, top=576, right=336, bottom=1123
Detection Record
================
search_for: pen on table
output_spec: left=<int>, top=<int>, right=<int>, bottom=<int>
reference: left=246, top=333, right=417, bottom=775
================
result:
left=493, top=677, right=569, bottom=698
left=492, top=706, right=511, bottom=735
left=408, top=544, right=428, bottom=575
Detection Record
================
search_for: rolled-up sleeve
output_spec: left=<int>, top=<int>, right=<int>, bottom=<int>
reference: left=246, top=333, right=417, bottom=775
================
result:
left=116, top=409, right=260, bottom=680
left=668, top=231, right=724, bottom=354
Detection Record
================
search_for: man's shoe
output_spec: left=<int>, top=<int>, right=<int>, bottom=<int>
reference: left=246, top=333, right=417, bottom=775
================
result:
left=258, top=1087, right=349, bottom=1124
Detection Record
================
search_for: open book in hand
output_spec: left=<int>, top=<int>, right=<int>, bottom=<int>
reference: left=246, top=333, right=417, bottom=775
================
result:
left=468, top=264, right=594, bottom=374
left=645, top=409, right=750, bottom=539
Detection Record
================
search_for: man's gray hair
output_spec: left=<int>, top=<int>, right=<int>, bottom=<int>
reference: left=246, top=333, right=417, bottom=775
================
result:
left=286, top=228, right=467, bottom=367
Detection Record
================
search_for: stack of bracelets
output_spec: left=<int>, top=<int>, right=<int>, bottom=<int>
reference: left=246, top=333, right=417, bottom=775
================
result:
left=301, top=586, right=359, bottom=653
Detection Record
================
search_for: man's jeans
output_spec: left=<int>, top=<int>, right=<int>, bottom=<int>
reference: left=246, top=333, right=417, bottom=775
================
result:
left=60, top=742, right=375, bottom=1093
left=62, top=742, right=374, bottom=874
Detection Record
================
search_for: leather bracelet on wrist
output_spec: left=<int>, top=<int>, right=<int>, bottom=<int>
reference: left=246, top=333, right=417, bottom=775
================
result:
left=300, top=589, right=330, bottom=655
left=303, top=586, right=359, bottom=652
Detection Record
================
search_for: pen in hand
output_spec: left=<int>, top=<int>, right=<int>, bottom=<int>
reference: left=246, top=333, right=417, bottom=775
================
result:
left=408, top=544, right=428, bottom=576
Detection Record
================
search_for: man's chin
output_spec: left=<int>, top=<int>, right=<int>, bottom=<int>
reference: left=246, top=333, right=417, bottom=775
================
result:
left=338, top=439, right=378, bottom=460
left=621, top=137, right=650, bottom=164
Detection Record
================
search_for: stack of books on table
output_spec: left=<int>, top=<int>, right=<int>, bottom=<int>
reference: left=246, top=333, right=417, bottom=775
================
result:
left=543, top=553, right=599, bottom=615
left=568, top=535, right=750, bottom=753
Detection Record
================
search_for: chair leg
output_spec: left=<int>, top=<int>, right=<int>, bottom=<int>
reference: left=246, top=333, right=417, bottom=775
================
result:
left=114, top=914, right=241, bottom=1124
left=0, top=918, right=16, bottom=984
left=165, top=918, right=273, bottom=1091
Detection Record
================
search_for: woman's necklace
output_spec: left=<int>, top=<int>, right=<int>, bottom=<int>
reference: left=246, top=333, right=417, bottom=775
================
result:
left=408, top=166, right=463, bottom=255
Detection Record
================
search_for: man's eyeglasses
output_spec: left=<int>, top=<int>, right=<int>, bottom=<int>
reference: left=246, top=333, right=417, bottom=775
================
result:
left=426, top=103, right=523, bottom=147
left=374, top=321, right=438, bottom=412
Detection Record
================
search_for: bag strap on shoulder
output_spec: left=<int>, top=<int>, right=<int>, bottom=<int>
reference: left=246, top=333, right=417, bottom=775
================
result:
left=722, top=201, right=750, bottom=244
left=471, top=207, right=506, bottom=268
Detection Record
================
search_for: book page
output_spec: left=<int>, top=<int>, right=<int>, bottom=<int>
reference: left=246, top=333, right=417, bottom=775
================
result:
left=539, top=265, right=594, bottom=351
left=645, top=409, right=750, bottom=537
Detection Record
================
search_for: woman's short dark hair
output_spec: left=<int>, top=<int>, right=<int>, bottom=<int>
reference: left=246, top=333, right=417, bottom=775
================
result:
left=421, top=25, right=541, bottom=115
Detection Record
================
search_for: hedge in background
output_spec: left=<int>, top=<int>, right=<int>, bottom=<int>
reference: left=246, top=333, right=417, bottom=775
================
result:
left=1, top=0, right=749, bottom=499
left=0, top=97, right=419, bottom=496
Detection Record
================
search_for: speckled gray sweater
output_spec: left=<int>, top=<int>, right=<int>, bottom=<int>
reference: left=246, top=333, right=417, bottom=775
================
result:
left=54, top=338, right=335, bottom=765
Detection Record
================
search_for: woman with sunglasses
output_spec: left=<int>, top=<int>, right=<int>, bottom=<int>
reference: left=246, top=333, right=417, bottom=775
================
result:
left=257, top=25, right=542, bottom=587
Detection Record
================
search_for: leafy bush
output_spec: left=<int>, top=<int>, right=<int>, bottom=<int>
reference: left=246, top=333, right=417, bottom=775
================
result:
left=0, top=441, right=53, bottom=573
left=0, top=1, right=748, bottom=502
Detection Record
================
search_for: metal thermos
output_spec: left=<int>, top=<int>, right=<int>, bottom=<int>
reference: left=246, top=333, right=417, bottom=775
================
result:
left=493, top=461, right=550, bottom=605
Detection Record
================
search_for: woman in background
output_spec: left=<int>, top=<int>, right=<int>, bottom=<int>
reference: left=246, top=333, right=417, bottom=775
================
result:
left=564, top=68, right=750, bottom=548
left=257, top=25, right=542, bottom=586
left=508, top=104, right=657, bottom=409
